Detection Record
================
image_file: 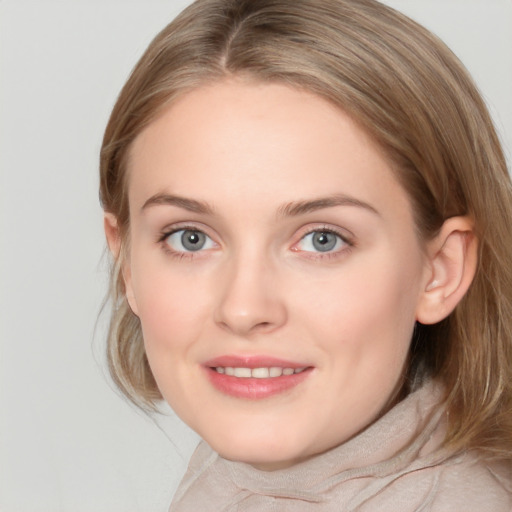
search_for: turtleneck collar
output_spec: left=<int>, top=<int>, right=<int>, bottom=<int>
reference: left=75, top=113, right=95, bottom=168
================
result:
left=217, top=379, right=446, bottom=500
left=171, top=380, right=455, bottom=511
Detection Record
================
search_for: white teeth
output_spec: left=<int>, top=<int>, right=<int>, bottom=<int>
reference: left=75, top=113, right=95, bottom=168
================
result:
left=233, top=367, right=252, bottom=378
left=252, top=367, right=270, bottom=379
left=269, top=367, right=283, bottom=377
left=214, top=366, right=306, bottom=378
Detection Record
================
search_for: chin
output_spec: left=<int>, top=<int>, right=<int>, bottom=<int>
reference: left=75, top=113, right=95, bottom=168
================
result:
left=206, top=429, right=313, bottom=471
left=219, top=447, right=302, bottom=471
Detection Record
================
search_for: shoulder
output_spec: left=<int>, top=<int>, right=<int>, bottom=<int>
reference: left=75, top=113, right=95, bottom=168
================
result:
left=370, top=452, right=512, bottom=512
left=427, top=453, right=512, bottom=511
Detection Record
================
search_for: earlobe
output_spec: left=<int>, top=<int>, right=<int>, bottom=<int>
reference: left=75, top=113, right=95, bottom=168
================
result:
left=416, top=216, right=478, bottom=325
left=103, top=212, right=139, bottom=316
left=104, top=212, right=121, bottom=258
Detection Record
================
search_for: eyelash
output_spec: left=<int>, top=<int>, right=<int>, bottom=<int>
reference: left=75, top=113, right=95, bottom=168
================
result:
left=157, top=224, right=354, bottom=261
left=293, top=226, right=354, bottom=260
left=156, top=225, right=208, bottom=261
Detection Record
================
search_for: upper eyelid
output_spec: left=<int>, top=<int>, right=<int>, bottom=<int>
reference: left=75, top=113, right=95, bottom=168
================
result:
left=156, top=222, right=354, bottom=246
left=294, top=224, right=354, bottom=242
left=159, top=222, right=214, bottom=238
left=302, top=229, right=347, bottom=242
left=157, top=227, right=217, bottom=254
left=160, top=227, right=217, bottom=256
left=294, top=230, right=350, bottom=250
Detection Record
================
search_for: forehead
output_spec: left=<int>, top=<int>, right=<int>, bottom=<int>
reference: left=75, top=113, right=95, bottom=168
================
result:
left=127, top=80, right=412, bottom=221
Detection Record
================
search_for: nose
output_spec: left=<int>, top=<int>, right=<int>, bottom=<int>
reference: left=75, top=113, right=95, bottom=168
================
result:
left=213, top=252, right=287, bottom=337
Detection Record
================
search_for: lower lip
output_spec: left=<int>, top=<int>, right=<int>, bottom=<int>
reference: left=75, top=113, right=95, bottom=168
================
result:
left=205, top=367, right=312, bottom=400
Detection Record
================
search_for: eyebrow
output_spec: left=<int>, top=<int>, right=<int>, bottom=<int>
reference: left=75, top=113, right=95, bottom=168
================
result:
left=141, top=193, right=215, bottom=215
left=140, top=192, right=379, bottom=218
left=277, top=194, right=380, bottom=218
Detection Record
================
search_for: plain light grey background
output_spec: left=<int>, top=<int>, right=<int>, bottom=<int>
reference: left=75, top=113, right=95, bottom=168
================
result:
left=1, top=1, right=511, bottom=511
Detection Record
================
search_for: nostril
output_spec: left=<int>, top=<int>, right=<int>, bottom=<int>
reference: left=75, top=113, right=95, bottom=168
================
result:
left=253, top=321, right=272, bottom=330
left=214, top=284, right=288, bottom=335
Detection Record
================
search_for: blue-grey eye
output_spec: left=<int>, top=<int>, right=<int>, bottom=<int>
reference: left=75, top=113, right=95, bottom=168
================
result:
left=298, top=231, right=345, bottom=253
left=165, top=229, right=215, bottom=252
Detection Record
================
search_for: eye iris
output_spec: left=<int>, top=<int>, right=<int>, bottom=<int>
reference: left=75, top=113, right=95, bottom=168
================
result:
left=312, top=231, right=337, bottom=252
left=181, top=230, right=206, bottom=251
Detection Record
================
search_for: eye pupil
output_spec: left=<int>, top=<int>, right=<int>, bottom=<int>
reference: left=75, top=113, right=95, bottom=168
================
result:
left=181, top=230, right=206, bottom=251
left=312, top=231, right=337, bottom=252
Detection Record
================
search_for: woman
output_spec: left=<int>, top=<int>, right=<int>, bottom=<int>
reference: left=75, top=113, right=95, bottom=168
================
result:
left=100, top=0, right=512, bottom=509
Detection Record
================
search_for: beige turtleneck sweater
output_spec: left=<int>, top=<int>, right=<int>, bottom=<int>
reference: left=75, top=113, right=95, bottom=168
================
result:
left=169, top=381, right=511, bottom=511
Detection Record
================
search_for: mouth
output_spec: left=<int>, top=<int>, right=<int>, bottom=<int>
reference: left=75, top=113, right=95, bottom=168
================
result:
left=212, top=366, right=307, bottom=378
left=204, top=356, right=313, bottom=399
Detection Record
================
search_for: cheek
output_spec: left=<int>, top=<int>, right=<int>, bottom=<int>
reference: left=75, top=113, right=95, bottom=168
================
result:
left=131, top=266, right=211, bottom=411
left=129, top=260, right=210, bottom=351
left=300, top=259, right=418, bottom=321
left=291, top=251, right=422, bottom=360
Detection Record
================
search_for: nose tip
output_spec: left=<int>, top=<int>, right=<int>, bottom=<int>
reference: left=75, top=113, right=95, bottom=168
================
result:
left=216, top=314, right=277, bottom=337
left=213, top=261, right=287, bottom=337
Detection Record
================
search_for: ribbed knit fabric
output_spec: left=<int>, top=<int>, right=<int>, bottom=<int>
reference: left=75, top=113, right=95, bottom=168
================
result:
left=170, top=381, right=512, bottom=511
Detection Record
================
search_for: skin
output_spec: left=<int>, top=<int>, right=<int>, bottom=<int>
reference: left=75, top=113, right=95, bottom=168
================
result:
left=108, top=80, right=474, bottom=470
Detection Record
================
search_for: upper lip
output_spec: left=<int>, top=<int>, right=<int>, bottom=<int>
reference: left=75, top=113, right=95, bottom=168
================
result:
left=204, top=354, right=310, bottom=369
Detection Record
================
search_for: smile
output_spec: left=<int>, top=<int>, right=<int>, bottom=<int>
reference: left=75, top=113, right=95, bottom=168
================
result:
left=213, top=366, right=307, bottom=378
left=204, top=357, right=313, bottom=399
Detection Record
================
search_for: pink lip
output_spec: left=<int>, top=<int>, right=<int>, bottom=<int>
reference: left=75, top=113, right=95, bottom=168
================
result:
left=205, top=354, right=308, bottom=369
left=203, top=354, right=313, bottom=400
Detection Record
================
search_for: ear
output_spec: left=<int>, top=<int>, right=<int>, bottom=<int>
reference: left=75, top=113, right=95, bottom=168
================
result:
left=416, top=216, right=478, bottom=325
left=104, top=212, right=122, bottom=258
left=103, top=212, right=139, bottom=316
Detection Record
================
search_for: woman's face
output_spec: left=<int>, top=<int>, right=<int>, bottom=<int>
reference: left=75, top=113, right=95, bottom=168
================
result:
left=123, top=80, right=432, bottom=469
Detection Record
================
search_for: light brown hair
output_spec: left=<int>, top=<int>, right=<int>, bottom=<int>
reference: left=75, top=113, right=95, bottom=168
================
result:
left=100, top=0, right=512, bottom=458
